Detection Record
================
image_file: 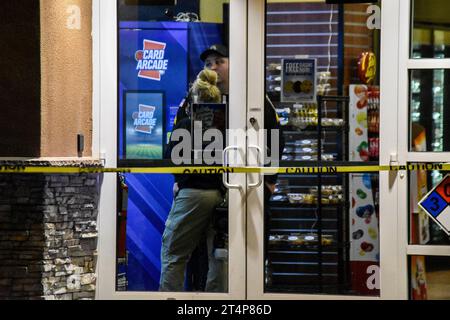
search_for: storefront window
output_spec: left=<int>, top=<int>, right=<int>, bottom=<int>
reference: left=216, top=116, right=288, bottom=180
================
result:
left=411, top=0, right=450, bottom=59
left=407, top=0, right=450, bottom=302
left=264, top=1, right=381, bottom=296
left=409, top=69, right=450, bottom=152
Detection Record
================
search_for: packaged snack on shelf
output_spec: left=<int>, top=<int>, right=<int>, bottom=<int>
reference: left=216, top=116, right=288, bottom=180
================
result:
left=267, top=75, right=282, bottom=82
left=283, top=146, right=295, bottom=153
left=287, top=193, right=317, bottom=205
left=310, top=185, right=343, bottom=196
left=321, top=235, right=334, bottom=246
left=287, top=234, right=334, bottom=247
left=267, top=63, right=282, bottom=72
left=270, top=195, right=288, bottom=202
left=287, top=192, right=343, bottom=205
left=276, top=108, right=291, bottom=118
left=321, top=154, right=336, bottom=161
left=268, top=85, right=281, bottom=92
left=294, top=139, right=318, bottom=148
left=287, top=193, right=306, bottom=204
left=294, top=147, right=317, bottom=155
left=326, top=194, right=344, bottom=205
left=322, top=118, right=346, bottom=127
left=294, top=155, right=316, bottom=161
left=274, top=179, right=290, bottom=194
left=268, top=235, right=284, bottom=246
left=369, top=137, right=379, bottom=159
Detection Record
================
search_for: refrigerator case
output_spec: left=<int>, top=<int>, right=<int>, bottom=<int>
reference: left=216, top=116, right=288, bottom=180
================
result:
left=411, top=43, right=446, bottom=154
left=117, top=21, right=223, bottom=291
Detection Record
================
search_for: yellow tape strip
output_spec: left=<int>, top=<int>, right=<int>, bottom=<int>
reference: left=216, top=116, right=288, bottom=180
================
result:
left=0, top=163, right=449, bottom=174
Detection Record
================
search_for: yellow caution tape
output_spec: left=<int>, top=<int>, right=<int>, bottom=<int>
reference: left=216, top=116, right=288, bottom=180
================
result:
left=0, top=163, right=449, bottom=174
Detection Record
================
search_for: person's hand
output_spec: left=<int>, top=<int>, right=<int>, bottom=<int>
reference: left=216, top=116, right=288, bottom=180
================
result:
left=265, top=182, right=276, bottom=194
left=173, top=183, right=179, bottom=197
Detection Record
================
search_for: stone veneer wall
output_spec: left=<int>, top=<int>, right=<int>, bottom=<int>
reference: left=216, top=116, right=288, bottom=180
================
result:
left=0, top=161, right=102, bottom=300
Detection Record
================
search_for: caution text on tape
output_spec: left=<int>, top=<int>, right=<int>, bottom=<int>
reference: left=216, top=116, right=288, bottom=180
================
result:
left=0, top=163, right=449, bottom=174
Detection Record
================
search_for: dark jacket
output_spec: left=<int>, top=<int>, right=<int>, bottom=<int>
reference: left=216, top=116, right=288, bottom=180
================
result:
left=166, top=116, right=224, bottom=192
left=167, top=95, right=284, bottom=190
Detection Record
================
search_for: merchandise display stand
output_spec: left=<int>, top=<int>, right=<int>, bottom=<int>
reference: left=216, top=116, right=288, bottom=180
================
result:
left=266, top=95, right=351, bottom=294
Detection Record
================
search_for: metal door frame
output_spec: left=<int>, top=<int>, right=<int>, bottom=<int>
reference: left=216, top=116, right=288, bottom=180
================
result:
left=94, top=0, right=248, bottom=300
left=396, top=0, right=450, bottom=300
left=245, top=0, right=402, bottom=300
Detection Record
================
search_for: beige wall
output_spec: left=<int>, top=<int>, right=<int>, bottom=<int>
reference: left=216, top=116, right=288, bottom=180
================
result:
left=267, top=0, right=323, bottom=2
left=40, top=0, right=92, bottom=157
left=414, top=0, right=450, bottom=25
left=200, top=0, right=324, bottom=23
left=200, top=0, right=228, bottom=23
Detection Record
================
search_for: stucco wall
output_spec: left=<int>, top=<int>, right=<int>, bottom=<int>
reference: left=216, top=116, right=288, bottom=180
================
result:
left=200, top=0, right=228, bottom=23
left=40, top=0, right=93, bottom=157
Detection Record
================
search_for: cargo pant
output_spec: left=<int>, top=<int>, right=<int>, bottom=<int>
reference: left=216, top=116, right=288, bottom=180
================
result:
left=159, top=188, right=227, bottom=292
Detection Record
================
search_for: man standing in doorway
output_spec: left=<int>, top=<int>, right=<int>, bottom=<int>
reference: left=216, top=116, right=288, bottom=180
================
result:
left=160, top=44, right=282, bottom=293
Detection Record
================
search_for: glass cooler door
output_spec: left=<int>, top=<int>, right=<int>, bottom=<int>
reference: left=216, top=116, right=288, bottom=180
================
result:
left=400, top=0, right=450, bottom=300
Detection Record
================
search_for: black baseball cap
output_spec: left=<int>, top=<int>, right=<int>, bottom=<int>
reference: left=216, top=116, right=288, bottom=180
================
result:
left=200, top=44, right=229, bottom=62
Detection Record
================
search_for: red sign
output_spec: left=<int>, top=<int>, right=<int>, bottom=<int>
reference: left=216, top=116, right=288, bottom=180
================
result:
left=435, top=176, right=450, bottom=203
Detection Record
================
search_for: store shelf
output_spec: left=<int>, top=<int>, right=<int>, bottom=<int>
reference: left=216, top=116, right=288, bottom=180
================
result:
left=265, top=95, right=351, bottom=295
left=282, top=126, right=347, bottom=133
left=268, top=243, right=350, bottom=251
left=269, top=202, right=348, bottom=208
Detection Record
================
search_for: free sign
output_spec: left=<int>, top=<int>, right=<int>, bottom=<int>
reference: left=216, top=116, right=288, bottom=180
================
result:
left=419, top=175, right=450, bottom=235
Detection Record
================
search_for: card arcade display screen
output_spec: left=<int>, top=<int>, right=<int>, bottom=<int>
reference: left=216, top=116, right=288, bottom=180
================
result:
left=118, top=22, right=189, bottom=162
left=123, top=91, right=165, bottom=160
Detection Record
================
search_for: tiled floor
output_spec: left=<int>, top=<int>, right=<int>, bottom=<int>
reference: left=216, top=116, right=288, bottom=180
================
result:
left=426, top=270, right=450, bottom=300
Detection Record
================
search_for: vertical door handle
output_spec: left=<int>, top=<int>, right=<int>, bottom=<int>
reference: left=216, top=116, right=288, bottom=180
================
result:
left=248, top=145, right=263, bottom=189
left=222, top=146, right=242, bottom=190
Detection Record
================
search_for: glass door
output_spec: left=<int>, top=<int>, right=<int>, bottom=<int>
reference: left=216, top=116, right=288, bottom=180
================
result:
left=398, top=0, right=450, bottom=300
left=95, top=0, right=404, bottom=300
left=246, top=0, right=400, bottom=299
left=96, top=0, right=248, bottom=300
